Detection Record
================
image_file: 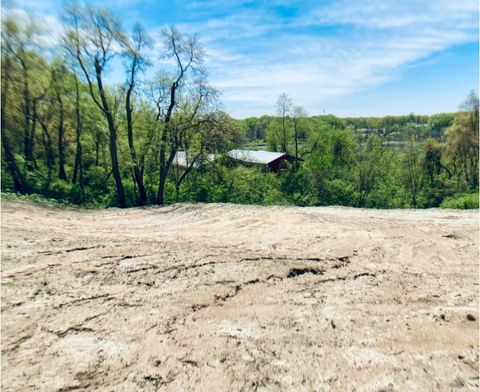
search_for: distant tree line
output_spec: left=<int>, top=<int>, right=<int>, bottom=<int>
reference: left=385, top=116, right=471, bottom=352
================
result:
left=1, top=3, right=478, bottom=209
left=235, top=92, right=478, bottom=208
left=241, top=111, right=457, bottom=145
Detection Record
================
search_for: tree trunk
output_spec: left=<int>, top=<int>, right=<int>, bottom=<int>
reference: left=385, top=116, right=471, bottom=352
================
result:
left=175, top=182, right=179, bottom=202
left=95, top=60, right=126, bottom=208
left=157, top=131, right=171, bottom=205
left=471, top=153, right=478, bottom=190
left=95, top=130, right=100, bottom=166
left=294, top=118, right=299, bottom=170
left=281, top=115, right=287, bottom=153
left=157, top=137, right=179, bottom=205
left=2, top=59, right=29, bottom=193
left=72, top=136, right=83, bottom=184
left=125, top=74, right=147, bottom=206
left=29, top=100, right=38, bottom=169
left=157, top=166, right=167, bottom=205
left=21, top=61, right=33, bottom=169
left=2, top=131, right=30, bottom=194
left=56, top=91, right=68, bottom=181
left=72, top=76, right=83, bottom=191
left=464, top=157, right=469, bottom=187
left=39, top=120, right=55, bottom=179
left=156, top=78, right=180, bottom=205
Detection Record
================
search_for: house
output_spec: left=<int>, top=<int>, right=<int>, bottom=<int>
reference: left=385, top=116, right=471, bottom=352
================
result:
left=226, top=149, right=297, bottom=173
left=173, top=151, right=215, bottom=169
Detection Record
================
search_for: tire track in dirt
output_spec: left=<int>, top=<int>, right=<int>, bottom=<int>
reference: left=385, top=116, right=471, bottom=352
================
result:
left=1, top=200, right=478, bottom=391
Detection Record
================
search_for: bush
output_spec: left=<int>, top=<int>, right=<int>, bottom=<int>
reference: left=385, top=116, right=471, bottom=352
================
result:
left=440, top=193, right=479, bottom=209
left=326, top=178, right=356, bottom=206
left=226, top=167, right=287, bottom=205
left=47, top=179, right=73, bottom=201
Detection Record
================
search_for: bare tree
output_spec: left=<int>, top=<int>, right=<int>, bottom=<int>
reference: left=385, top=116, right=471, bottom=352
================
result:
left=292, top=105, right=306, bottom=169
left=171, top=105, right=233, bottom=201
left=276, top=93, right=292, bottom=153
left=63, top=4, right=127, bottom=207
left=72, top=74, right=84, bottom=190
left=153, top=26, right=205, bottom=205
left=124, top=24, right=150, bottom=205
left=37, top=104, right=56, bottom=178
left=50, top=61, right=69, bottom=181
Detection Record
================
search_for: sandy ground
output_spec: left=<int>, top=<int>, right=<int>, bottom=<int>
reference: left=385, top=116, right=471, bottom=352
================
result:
left=1, top=199, right=478, bottom=391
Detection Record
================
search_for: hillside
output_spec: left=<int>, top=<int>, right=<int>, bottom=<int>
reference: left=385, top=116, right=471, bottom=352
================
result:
left=1, top=200, right=478, bottom=391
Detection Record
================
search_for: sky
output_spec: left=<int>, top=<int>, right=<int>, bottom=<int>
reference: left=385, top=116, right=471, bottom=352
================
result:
left=9, top=0, right=480, bottom=118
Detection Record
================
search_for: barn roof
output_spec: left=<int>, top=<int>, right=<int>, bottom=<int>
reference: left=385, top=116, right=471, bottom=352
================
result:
left=226, top=150, right=287, bottom=164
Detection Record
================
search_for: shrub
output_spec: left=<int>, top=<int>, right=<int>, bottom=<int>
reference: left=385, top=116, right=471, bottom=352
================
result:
left=1, top=192, right=72, bottom=207
left=440, top=193, right=479, bottom=209
left=47, top=179, right=73, bottom=201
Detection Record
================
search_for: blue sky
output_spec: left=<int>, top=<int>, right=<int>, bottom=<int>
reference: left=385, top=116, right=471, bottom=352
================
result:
left=10, top=0, right=480, bottom=118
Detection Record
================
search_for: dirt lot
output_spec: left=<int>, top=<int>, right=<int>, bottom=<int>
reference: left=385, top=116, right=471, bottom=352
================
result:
left=1, top=199, right=478, bottom=391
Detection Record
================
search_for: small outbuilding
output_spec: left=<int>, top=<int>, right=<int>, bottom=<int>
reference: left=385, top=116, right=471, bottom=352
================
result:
left=173, top=151, right=215, bottom=169
left=226, top=149, right=297, bottom=173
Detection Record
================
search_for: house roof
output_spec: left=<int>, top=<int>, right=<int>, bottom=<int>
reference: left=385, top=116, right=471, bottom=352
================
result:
left=173, top=151, right=215, bottom=168
left=173, top=151, right=189, bottom=168
left=226, top=150, right=287, bottom=164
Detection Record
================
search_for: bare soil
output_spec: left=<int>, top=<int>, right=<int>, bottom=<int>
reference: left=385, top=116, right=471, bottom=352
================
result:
left=1, top=199, right=478, bottom=391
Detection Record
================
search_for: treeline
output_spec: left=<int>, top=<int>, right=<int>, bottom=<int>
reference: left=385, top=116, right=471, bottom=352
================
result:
left=1, top=3, right=478, bottom=209
left=240, top=112, right=456, bottom=144
left=233, top=93, right=478, bottom=208
left=176, top=93, right=478, bottom=209
left=2, top=3, right=242, bottom=207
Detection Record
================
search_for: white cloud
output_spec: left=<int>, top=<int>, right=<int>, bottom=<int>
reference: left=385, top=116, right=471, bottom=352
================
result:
left=2, top=7, right=64, bottom=50
left=187, top=0, right=478, bottom=117
left=313, top=0, right=478, bottom=30
left=5, top=0, right=477, bottom=117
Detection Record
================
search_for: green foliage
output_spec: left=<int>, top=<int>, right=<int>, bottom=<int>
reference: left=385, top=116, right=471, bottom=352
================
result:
left=440, top=193, right=479, bottom=209
left=226, top=167, right=287, bottom=205
left=47, top=179, right=73, bottom=201
left=0, top=4, right=477, bottom=210
left=1, top=192, right=73, bottom=207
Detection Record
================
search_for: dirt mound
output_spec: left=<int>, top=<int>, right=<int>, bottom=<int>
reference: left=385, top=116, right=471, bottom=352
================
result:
left=1, top=200, right=478, bottom=391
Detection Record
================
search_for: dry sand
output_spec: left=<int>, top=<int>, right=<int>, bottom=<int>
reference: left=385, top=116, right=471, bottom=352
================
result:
left=1, top=199, right=478, bottom=391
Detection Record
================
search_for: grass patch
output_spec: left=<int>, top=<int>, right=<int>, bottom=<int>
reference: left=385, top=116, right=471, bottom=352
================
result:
left=1, top=192, right=74, bottom=207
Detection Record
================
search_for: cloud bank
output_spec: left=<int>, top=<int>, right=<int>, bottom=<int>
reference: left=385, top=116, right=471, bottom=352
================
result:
left=8, top=0, right=478, bottom=117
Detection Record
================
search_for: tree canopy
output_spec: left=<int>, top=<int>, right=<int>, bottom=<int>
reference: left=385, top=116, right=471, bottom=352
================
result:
left=1, top=4, right=478, bottom=209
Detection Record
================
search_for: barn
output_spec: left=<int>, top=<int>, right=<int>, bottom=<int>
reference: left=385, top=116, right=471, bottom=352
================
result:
left=226, top=149, right=297, bottom=173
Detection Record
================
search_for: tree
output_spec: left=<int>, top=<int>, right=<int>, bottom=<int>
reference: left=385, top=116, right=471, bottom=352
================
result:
left=63, top=4, right=127, bottom=207
left=124, top=24, right=150, bottom=205
left=50, top=60, right=69, bottom=181
left=356, top=136, right=395, bottom=207
left=445, top=91, right=479, bottom=191
left=1, top=12, right=30, bottom=193
left=292, top=105, right=306, bottom=168
left=422, top=138, right=446, bottom=185
left=153, top=25, right=206, bottom=205
left=2, top=9, right=46, bottom=174
left=171, top=111, right=240, bottom=201
left=276, top=93, right=292, bottom=153
left=71, top=74, right=84, bottom=190
left=34, top=78, right=54, bottom=179
left=403, top=137, right=422, bottom=208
